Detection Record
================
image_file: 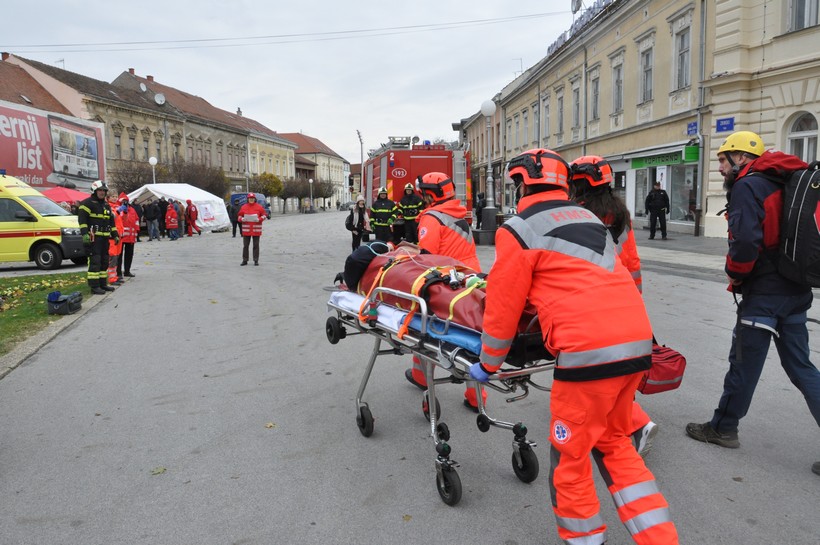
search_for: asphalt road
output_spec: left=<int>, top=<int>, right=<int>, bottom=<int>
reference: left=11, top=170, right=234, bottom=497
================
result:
left=0, top=211, right=818, bottom=545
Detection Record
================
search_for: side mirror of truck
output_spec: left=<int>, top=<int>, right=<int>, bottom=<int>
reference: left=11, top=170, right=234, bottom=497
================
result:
left=14, top=210, right=36, bottom=222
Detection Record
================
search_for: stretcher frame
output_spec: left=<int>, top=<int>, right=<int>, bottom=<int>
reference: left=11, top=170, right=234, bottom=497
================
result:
left=326, top=285, right=555, bottom=506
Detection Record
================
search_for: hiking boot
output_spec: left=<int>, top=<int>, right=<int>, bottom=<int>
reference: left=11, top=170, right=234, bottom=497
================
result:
left=685, top=422, right=740, bottom=448
left=812, top=461, right=820, bottom=476
left=404, top=369, right=426, bottom=390
left=633, top=421, right=659, bottom=457
left=463, top=399, right=479, bottom=413
left=240, top=261, right=248, bottom=266
left=90, top=287, right=106, bottom=295
left=100, top=285, right=116, bottom=292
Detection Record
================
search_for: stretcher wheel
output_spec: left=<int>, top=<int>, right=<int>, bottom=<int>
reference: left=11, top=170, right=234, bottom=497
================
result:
left=356, top=406, right=374, bottom=437
left=512, top=447, right=539, bottom=483
left=422, top=392, right=441, bottom=422
left=436, top=467, right=462, bottom=506
left=326, top=316, right=345, bottom=344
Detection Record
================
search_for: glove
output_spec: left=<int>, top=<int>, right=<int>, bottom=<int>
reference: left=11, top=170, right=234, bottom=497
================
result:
left=82, top=233, right=91, bottom=246
left=113, top=235, right=120, bottom=244
left=469, top=363, right=492, bottom=383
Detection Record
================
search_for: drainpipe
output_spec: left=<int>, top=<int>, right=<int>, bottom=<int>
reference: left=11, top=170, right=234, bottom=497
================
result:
left=694, top=0, right=707, bottom=237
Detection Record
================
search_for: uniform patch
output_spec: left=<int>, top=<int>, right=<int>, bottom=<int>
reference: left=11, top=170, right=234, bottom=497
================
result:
left=419, top=226, right=427, bottom=238
left=553, top=420, right=571, bottom=444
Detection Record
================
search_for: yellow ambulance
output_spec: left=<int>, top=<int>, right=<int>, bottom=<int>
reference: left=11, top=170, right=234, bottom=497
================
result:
left=0, top=171, right=87, bottom=270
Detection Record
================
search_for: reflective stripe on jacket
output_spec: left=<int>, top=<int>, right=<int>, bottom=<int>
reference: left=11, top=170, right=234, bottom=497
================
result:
left=417, top=199, right=480, bottom=271
left=370, top=198, right=396, bottom=227
left=77, top=196, right=114, bottom=237
left=479, top=190, right=651, bottom=381
left=239, top=202, right=267, bottom=236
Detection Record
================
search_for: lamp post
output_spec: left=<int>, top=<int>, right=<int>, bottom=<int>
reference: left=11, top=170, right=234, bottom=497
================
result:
left=308, top=178, right=314, bottom=213
left=148, top=156, right=157, bottom=184
left=357, top=129, right=366, bottom=202
left=480, top=99, right=498, bottom=231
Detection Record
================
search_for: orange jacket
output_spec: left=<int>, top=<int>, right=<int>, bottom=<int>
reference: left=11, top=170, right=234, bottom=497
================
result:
left=165, top=206, right=178, bottom=229
left=417, top=199, right=480, bottom=271
left=479, top=190, right=651, bottom=381
left=108, top=209, right=124, bottom=256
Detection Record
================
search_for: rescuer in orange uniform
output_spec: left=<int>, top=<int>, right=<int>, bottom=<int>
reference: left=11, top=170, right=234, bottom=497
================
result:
left=404, top=171, right=485, bottom=411
left=469, top=149, right=679, bottom=545
left=569, top=155, right=658, bottom=457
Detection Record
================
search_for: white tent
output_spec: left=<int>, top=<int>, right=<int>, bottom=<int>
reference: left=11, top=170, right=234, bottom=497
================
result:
left=127, top=183, right=230, bottom=232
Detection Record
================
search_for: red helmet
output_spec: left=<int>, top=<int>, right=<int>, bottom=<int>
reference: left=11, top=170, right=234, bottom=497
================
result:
left=416, top=172, right=455, bottom=203
left=570, top=155, right=613, bottom=187
left=507, top=148, right=571, bottom=191
left=247, top=193, right=256, bottom=201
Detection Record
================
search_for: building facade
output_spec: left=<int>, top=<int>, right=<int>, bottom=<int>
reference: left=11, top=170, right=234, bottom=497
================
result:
left=278, top=132, right=350, bottom=209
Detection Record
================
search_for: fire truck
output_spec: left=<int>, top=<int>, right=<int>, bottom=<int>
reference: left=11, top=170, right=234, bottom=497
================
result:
left=362, top=136, right=472, bottom=223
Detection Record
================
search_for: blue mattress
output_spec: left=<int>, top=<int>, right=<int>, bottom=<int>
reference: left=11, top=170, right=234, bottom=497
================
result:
left=404, top=314, right=482, bottom=355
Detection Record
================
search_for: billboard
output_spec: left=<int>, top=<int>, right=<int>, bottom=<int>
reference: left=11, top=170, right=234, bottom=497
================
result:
left=0, top=100, right=106, bottom=190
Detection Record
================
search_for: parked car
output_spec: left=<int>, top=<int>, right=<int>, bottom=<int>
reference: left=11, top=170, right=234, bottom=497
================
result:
left=339, top=201, right=355, bottom=211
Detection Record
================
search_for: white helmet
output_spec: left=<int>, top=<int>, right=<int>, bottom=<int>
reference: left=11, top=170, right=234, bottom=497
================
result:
left=90, top=180, right=107, bottom=192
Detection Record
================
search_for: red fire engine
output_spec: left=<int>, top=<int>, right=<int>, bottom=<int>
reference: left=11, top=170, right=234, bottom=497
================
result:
left=362, top=136, right=472, bottom=222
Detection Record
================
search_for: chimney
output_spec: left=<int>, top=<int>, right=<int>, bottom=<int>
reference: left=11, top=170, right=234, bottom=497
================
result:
left=237, top=108, right=242, bottom=116
left=147, top=75, right=154, bottom=82
left=1, top=52, right=9, bottom=61
left=128, top=68, right=135, bottom=75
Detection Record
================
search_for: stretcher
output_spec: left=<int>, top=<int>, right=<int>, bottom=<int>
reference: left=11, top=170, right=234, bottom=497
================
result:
left=325, top=281, right=555, bottom=506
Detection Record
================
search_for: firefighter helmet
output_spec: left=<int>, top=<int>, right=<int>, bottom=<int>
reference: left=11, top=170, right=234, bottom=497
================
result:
left=416, top=172, right=455, bottom=203
left=717, top=131, right=764, bottom=157
left=90, top=180, right=107, bottom=192
left=570, top=155, right=613, bottom=188
left=404, top=183, right=414, bottom=191
left=507, top=148, right=571, bottom=191
left=377, top=186, right=388, bottom=196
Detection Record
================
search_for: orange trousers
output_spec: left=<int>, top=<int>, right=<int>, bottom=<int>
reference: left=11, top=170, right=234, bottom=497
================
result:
left=411, top=355, right=486, bottom=407
left=548, top=373, right=679, bottom=545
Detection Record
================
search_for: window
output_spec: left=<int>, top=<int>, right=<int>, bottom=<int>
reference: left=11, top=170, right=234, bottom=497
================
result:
left=155, top=142, right=161, bottom=162
left=218, top=151, right=223, bottom=168
left=522, top=111, right=529, bottom=146
left=791, top=0, right=819, bottom=30
left=541, top=97, right=550, bottom=142
left=572, top=87, right=580, bottom=128
left=788, top=113, right=818, bottom=162
left=114, top=136, right=121, bottom=159
left=0, top=198, right=27, bottom=222
left=196, top=149, right=202, bottom=163
left=675, top=28, right=691, bottom=89
left=187, top=147, right=193, bottom=162
left=531, top=102, right=539, bottom=144
left=129, top=137, right=136, bottom=160
left=143, top=139, right=149, bottom=160
left=205, top=150, right=211, bottom=168
left=557, top=96, right=564, bottom=134
left=590, top=77, right=600, bottom=120
left=612, top=64, right=623, bottom=112
left=506, top=119, right=513, bottom=151
left=640, top=48, right=654, bottom=102
left=514, top=115, right=520, bottom=149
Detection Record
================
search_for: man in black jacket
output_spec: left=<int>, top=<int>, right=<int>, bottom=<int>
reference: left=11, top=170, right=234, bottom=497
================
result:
left=644, top=181, right=670, bottom=240
left=77, top=180, right=118, bottom=294
left=370, top=187, right=396, bottom=243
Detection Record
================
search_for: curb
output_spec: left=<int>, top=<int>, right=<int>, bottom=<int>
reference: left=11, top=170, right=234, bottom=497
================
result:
left=0, top=291, right=109, bottom=380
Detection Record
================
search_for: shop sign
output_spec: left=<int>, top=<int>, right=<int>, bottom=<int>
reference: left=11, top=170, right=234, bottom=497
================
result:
left=631, top=152, right=682, bottom=168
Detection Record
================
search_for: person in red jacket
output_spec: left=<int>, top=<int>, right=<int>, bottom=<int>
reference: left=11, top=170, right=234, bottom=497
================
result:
left=185, top=199, right=202, bottom=236
left=404, top=171, right=486, bottom=411
left=470, top=148, right=679, bottom=545
left=165, top=201, right=179, bottom=241
left=569, top=155, right=657, bottom=457
left=107, top=201, right=124, bottom=286
left=238, top=193, right=267, bottom=266
left=117, top=193, right=139, bottom=278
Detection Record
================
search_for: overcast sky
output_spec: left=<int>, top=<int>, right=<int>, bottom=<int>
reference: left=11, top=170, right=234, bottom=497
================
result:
left=2, top=1, right=576, bottom=165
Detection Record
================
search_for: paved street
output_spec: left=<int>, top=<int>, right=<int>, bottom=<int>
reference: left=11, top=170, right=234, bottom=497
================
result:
left=0, top=211, right=818, bottom=545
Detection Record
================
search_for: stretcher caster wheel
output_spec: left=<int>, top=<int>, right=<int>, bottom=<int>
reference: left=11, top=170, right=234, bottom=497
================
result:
left=422, top=391, right=441, bottom=422
left=325, top=316, right=345, bottom=344
left=512, top=447, right=539, bottom=483
left=436, top=466, right=462, bottom=506
left=436, top=422, right=450, bottom=442
left=356, top=406, right=374, bottom=437
left=476, top=414, right=491, bottom=433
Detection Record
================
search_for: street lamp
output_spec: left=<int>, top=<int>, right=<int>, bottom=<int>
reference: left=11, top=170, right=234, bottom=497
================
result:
left=148, top=156, right=157, bottom=184
left=357, top=129, right=366, bottom=203
left=308, top=178, right=314, bottom=212
left=480, top=99, right=498, bottom=231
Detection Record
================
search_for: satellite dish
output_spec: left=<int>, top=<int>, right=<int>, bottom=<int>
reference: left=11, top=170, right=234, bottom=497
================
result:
left=154, top=93, right=166, bottom=106
left=139, top=82, right=147, bottom=92
left=571, top=0, right=583, bottom=14
left=411, top=136, right=420, bottom=144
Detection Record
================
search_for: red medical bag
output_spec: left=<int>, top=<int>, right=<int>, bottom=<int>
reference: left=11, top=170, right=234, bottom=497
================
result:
left=638, top=342, right=687, bottom=394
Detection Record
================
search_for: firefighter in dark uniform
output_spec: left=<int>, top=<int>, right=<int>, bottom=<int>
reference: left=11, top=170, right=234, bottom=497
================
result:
left=370, top=187, right=396, bottom=243
left=77, top=180, right=118, bottom=295
left=397, top=182, right=424, bottom=243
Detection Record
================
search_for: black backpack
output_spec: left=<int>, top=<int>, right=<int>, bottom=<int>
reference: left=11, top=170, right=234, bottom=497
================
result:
left=779, top=161, right=820, bottom=287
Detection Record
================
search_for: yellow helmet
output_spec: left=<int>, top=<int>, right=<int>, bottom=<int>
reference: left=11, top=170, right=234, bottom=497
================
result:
left=717, top=131, right=765, bottom=157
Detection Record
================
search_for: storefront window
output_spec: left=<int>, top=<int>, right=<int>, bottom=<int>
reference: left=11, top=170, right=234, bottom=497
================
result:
left=634, top=169, right=650, bottom=218
left=668, top=164, right=697, bottom=222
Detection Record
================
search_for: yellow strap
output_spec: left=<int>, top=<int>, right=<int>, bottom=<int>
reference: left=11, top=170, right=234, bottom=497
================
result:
left=447, top=284, right=479, bottom=322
